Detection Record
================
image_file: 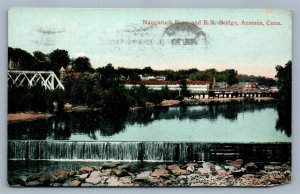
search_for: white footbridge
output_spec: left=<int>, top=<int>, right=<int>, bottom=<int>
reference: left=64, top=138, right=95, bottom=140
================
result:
left=8, top=70, right=64, bottom=90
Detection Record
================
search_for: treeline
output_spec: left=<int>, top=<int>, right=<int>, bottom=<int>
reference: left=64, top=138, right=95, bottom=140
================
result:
left=9, top=47, right=275, bottom=86
left=8, top=63, right=181, bottom=113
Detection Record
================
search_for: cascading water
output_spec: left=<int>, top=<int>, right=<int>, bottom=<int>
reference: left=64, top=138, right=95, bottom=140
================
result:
left=8, top=140, right=291, bottom=162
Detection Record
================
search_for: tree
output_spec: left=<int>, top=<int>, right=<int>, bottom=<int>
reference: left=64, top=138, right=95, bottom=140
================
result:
left=179, top=79, right=191, bottom=98
left=102, top=85, right=132, bottom=117
left=223, top=69, right=239, bottom=86
left=8, top=47, right=34, bottom=70
left=276, top=61, right=291, bottom=102
left=72, top=56, right=94, bottom=73
left=49, top=49, right=70, bottom=72
left=33, top=51, right=51, bottom=70
left=275, top=61, right=292, bottom=137
left=96, top=63, right=120, bottom=89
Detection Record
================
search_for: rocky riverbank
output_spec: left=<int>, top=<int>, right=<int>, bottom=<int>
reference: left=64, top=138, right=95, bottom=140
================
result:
left=8, top=160, right=291, bottom=187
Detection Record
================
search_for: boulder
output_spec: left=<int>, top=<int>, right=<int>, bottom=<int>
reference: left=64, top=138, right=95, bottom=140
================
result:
left=244, top=162, right=258, bottom=171
left=90, top=171, right=101, bottom=177
left=113, top=169, right=130, bottom=177
left=106, top=177, right=119, bottom=186
left=101, top=162, right=117, bottom=169
left=197, top=167, right=211, bottom=176
left=76, top=173, right=89, bottom=181
left=135, top=171, right=152, bottom=181
left=27, top=180, right=44, bottom=186
left=8, top=176, right=27, bottom=186
left=53, top=169, right=69, bottom=182
left=215, top=166, right=227, bottom=177
left=99, top=169, right=112, bottom=176
left=151, top=168, right=169, bottom=178
left=85, top=176, right=102, bottom=185
left=79, top=166, right=94, bottom=173
left=26, top=172, right=42, bottom=182
left=186, top=165, right=195, bottom=173
left=229, top=159, right=244, bottom=169
left=119, top=176, right=133, bottom=186
left=167, top=164, right=180, bottom=170
left=69, top=180, right=81, bottom=187
left=156, top=164, right=167, bottom=169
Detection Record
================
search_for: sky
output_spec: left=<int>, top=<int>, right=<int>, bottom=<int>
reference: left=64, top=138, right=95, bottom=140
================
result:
left=8, top=8, right=292, bottom=78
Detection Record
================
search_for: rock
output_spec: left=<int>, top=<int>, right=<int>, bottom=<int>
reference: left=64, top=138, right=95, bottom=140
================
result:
left=229, top=159, right=244, bottom=169
left=69, top=180, right=81, bottom=187
left=38, top=172, right=53, bottom=183
left=151, top=168, right=169, bottom=178
left=119, top=176, right=133, bottom=186
left=167, top=164, right=180, bottom=170
left=79, top=166, right=94, bottom=173
left=186, top=165, right=195, bottom=173
left=113, top=169, right=130, bottom=177
left=76, top=173, right=89, bottom=181
left=118, top=164, right=131, bottom=171
left=101, top=162, right=117, bottom=169
left=68, top=171, right=76, bottom=177
left=27, top=180, right=44, bottom=186
left=53, top=169, right=69, bottom=182
left=242, top=174, right=255, bottom=179
left=167, top=164, right=188, bottom=175
left=90, top=171, right=101, bottom=177
left=106, top=177, right=119, bottom=186
left=8, top=176, right=27, bottom=186
left=156, top=164, right=167, bottom=169
left=99, top=170, right=112, bottom=176
left=184, top=163, right=197, bottom=168
left=202, top=162, right=214, bottom=169
left=282, top=163, right=292, bottom=170
left=264, top=165, right=282, bottom=171
left=245, top=162, right=258, bottom=171
left=85, top=176, right=102, bottom=185
left=215, top=166, right=227, bottom=177
left=172, top=168, right=188, bottom=175
left=284, top=170, right=291, bottom=175
left=26, top=172, right=42, bottom=182
left=135, top=171, right=152, bottom=181
left=197, top=167, right=211, bottom=176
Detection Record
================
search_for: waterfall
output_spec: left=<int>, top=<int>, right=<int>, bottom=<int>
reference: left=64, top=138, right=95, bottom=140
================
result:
left=8, top=140, right=291, bottom=162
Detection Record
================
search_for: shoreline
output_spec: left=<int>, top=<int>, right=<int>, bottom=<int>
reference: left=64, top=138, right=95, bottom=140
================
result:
left=8, top=112, right=53, bottom=123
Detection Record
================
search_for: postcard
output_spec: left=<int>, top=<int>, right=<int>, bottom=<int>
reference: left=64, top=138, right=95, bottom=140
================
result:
left=8, top=8, right=292, bottom=187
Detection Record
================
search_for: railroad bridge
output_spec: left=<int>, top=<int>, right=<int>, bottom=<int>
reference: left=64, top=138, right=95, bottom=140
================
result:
left=8, top=70, right=64, bottom=90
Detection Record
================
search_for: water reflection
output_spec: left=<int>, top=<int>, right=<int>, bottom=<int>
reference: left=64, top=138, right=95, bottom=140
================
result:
left=8, top=101, right=291, bottom=140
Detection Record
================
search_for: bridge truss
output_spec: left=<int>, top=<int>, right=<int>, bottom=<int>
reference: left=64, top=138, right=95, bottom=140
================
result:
left=8, top=70, right=64, bottom=90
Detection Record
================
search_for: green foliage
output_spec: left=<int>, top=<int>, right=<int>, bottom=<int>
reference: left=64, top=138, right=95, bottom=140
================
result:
left=8, top=47, right=34, bottom=70
left=49, top=49, right=70, bottom=72
left=8, top=85, right=57, bottom=113
left=179, top=79, right=191, bottom=98
left=33, top=51, right=51, bottom=70
left=102, top=85, right=132, bottom=117
left=63, top=76, right=100, bottom=107
left=276, top=61, right=291, bottom=102
left=275, top=61, right=292, bottom=136
left=72, top=56, right=94, bottom=73
left=96, top=63, right=120, bottom=89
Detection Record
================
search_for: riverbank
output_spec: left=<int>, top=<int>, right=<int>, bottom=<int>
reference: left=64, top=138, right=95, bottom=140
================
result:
left=8, top=112, right=53, bottom=123
left=8, top=160, right=291, bottom=187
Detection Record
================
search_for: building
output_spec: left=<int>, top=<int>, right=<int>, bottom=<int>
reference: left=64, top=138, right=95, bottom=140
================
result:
left=123, top=80, right=211, bottom=93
